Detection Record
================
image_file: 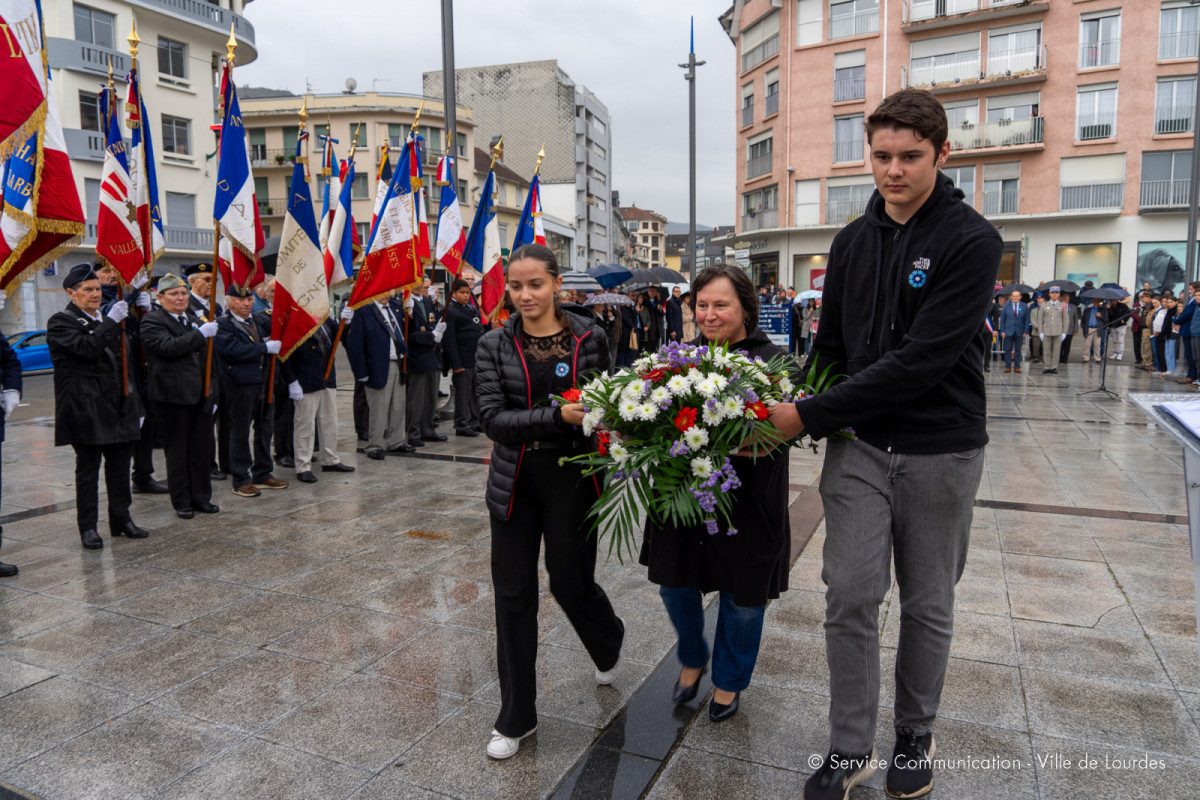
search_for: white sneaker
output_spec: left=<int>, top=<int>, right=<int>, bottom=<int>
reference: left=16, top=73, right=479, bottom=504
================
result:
left=595, top=616, right=626, bottom=686
left=486, top=727, right=536, bottom=760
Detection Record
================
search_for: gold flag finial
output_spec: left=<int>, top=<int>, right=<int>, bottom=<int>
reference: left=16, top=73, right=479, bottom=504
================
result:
left=127, top=15, right=140, bottom=58
left=298, top=97, right=308, bottom=129
left=225, top=23, right=237, bottom=65
left=408, top=100, right=426, bottom=135
left=489, top=135, right=503, bottom=171
left=534, top=143, right=546, bottom=176
left=351, top=123, right=362, bottom=154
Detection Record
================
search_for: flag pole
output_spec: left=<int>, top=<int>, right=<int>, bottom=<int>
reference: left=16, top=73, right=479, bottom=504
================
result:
left=104, top=60, right=131, bottom=398
left=206, top=26, right=237, bottom=398
left=402, top=104, right=425, bottom=378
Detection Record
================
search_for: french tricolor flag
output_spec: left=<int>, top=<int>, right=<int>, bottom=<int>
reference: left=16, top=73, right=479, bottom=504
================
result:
left=95, top=85, right=145, bottom=283
left=212, top=64, right=264, bottom=291
left=512, top=172, right=546, bottom=251
left=434, top=155, right=465, bottom=275
left=322, top=156, right=356, bottom=288
left=463, top=169, right=502, bottom=317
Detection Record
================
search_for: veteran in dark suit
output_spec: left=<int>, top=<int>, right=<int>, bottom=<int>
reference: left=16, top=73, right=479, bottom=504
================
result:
left=47, top=264, right=149, bottom=549
left=185, top=262, right=230, bottom=481
left=141, top=274, right=222, bottom=519
left=404, top=291, right=446, bottom=446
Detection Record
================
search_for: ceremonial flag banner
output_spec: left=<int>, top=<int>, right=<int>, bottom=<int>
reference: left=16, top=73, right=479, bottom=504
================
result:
left=347, top=141, right=421, bottom=309
left=410, top=135, right=430, bottom=264
left=512, top=172, right=546, bottom=251
left=272, top=131, right=328, bottom=360
left=213, top=63, right=264, bottom=291
left=95, top=86, right=145, bottom=284
left=434, top=155, right=464, bottom=275
left=322, top=157, right=355, bottom=288
left=318, top=135, right=338, bottom=255
left=0, top=2, right=83, bottom=291
left=463, top=169, right=503, bottom=317
left=125, top=65, right=165, bottom=270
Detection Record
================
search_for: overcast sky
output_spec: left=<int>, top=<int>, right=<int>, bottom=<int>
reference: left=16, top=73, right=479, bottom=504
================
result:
left=237, top=0, right=736, bottom=226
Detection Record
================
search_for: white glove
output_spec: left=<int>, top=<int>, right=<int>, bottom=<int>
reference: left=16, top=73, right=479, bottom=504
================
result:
left=136, top=292, right=152, bottom=312
left=0, top=294, right=7, bottom=311
left=132, top=273, right=149, bottom=289
left=1061, top=334, right=1067, bottom=341
left=199, top=321, right=218, bottom=338
left=340, top=305, right=354, bottom=322
left=105, top=300, right=129, bottom=323
left=265, top=339, right=282, bottom=355
left=139, top=416, right=145, bottom=428
left=433, top=321, right=446, bottom=343
left=1, top=389, right=19, bottom=419
left=288, top=380, right=303, bottom=402
left=404, top=294, right=415, bottom=312
left=358, top=376, right=369, bottom=382
left=1039, top=333, right=1044, bottom=341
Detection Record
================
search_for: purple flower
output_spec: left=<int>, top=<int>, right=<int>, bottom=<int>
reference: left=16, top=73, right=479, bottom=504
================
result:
left=705, top=519, right=719, bottom=535
left=668, top=440, right=690, bottom=457
left=727, top=527, right=738, bottom=536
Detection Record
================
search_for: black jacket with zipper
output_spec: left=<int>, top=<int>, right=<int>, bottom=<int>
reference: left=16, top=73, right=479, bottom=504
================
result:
left=798, top=173, right=1002, bottom=454
left=476, top=305, right=611, bottom=521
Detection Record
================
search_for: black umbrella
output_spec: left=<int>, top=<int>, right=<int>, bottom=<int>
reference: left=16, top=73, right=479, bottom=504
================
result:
left=1001, top=283, right=1034, bottom=295
left=1079, top=287, right=1126, bottom=301
left=627, top=268, right=659, bottom=286
left=650, top=267, right=687, bottom=283
left=587, top=263, right=633, bottom=289
left=259, top=235, right=281, bottom=274
left=1036, top=280, right=1080, bottom=294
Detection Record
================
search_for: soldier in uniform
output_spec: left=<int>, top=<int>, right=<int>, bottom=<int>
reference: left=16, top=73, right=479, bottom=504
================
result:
left=141, top=274, right=221, bottom=519
left=47, top=263, right=149, bottom=549
left=283, top=309, right=356, bottom=483
left=215, top=285, right=288, bottom=497
left=0, top=295, right=22, bottom=575
left=1038, top=286, right=1070, bottom=374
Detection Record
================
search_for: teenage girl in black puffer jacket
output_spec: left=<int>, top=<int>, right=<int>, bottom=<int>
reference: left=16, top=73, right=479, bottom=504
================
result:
left=475, top=243, right=625, bottom=760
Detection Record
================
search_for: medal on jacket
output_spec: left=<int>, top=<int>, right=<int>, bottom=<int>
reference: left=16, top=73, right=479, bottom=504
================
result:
left=555, top=363, right=569, bottom=377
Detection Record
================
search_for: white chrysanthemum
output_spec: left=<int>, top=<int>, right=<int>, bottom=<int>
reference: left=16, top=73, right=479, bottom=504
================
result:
left=582, top=409, right=605, bottom=436
left=721, top=397, right=742, bottom=418
left=649, top=387, right=671, bottom=405
left=713, top=350, right=732, bottom=369
left=683, top=427, right=709, bottom=449
left=711, top=374, right=729, bottom=392
left=666, top=374, right=690, bottom=395
left=609, top=443, right=630, bottom=464
left=702, top=404, right=723, bottom=426
left=690, top=457, right=714, bottom=479
left=618, top=399, right=638, bottom=421
left=636, top=402, right=658, bottom=421
left=621, top=383, right=644, bottom=403
left=778, top=376, right=795, bottom=396
left=695, top=377, right=719, bottom=399
left=610, top=386, right=623, bottom=403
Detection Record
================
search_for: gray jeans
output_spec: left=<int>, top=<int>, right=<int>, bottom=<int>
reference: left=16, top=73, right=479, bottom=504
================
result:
left=819, top=436, right=984, bottom=754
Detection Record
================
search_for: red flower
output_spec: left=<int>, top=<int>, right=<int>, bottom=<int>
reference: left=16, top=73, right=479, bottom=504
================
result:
left=596, top=430, right=611, bottom=456
left=748, top=401, right=769, bottom=421
left=561, top=388, right=582, bottom=403
left=639, top=368, right=666, bottom=382
left=674, top=407, right=697, bottom=432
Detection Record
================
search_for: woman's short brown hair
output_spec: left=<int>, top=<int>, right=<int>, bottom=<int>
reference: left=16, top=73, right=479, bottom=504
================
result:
left=690, top=264, right=759, bottom=332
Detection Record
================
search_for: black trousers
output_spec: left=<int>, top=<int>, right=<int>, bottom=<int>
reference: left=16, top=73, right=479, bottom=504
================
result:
left=353, top=380, right=369, bottom=441
left=273, top=391, right=294, bottom=459
left=213, top=380, right=231, bottom=475
left=71, top=441, right=133, bottom=532
left=490, top=451, right=623, bottom=737
left=452, top=368, right=478, bottom=433
left=132, top=400, right=157, bottom=484
left=225, top=382, right=273, bottom=488
left=406, top=370, right=438, bottom=440
left=1061, top=332, right=1075, bottom=363
left=155, top=400, right=214, bottom=511
left=1133, top=328, right=1144, bottom=363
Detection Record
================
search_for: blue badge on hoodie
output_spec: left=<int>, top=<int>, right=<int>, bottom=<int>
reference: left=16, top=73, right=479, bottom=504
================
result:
left=555, top=362, right=569, bottom=377
left=908, top=270, right=927, bottom=288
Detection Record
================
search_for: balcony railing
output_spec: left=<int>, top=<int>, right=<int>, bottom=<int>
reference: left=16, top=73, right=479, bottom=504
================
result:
left=764, top=92, right=779, bottom=116
left=826, top=200, right=864, bottom=226
left=833, top=138, right=864, bottom=163
left=834, top=75, right=866, bottom=102
left=1079, top=38, right=1120, bottom=69
left=1077, top=114, right=1115, bottom=141
left=257, top=198, right=287, bottom=216
left=46, top=37, right=129, bottom=79
left=1155, top=104, right=1194, bottom=135
left=746, top=153, right=773, bottom=179
left=741, top=33, right=779, bottom=72
left=909, top=50, right=980, bottom=87
left=741, top=209, right=778, bottom=231
left=127, top=0, right=255, bottom=47
left=985, top=44, right=1045, bottom=78
left=948, top=117, right=1044, bottom=151
left=1160, top=29, right=1200, bottom=61
left=981, top=188, right=1019, bottom=215
left=1141, top=179, right=1191, bottom=209
left=742, top=103, right=754, bottom=128
left=905, top=0, right=1025, bottom=23
left=830, top=9, right=880, bottom=40
left=1060, top=182, right=1124, bottom=212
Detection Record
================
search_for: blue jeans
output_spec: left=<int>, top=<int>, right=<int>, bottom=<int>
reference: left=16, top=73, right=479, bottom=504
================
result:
left=658, top=586, right=766, bottom=693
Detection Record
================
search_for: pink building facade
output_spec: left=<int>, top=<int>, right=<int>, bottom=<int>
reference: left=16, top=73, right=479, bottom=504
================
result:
left=722, top=0, right=1199, bottom=295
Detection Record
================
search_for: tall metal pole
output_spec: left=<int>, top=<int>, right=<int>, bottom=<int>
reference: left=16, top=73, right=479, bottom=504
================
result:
left=680, top=17, right=705, bottom=284
left=1188, top=0, right=1200, bottom=283
left=441, top=0, right=458, bottom=197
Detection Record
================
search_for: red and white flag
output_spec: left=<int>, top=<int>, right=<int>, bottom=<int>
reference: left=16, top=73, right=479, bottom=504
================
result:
left=434, top=155, right=465, bottom=275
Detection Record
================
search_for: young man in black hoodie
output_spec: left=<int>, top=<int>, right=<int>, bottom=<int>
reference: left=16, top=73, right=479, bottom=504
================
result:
left=768, top=90, right=1002, bottom=800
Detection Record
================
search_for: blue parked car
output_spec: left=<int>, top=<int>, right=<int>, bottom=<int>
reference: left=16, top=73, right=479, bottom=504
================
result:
left=7, top=330, right=51, bottom=373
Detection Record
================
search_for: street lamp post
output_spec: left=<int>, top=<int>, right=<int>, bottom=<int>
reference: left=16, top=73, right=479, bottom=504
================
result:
left=680, top=17, right=705, bottom=284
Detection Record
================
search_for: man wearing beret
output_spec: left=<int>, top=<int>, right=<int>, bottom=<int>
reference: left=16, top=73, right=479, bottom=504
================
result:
left=141, top=274, right=222, bottom=518
left=214, top=284, right=288, bottom=497
left=48, top=263, right=149, bottom=549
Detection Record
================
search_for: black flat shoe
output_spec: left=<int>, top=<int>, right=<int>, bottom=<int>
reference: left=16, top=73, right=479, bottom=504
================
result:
left=708, top=692, right=740, bottom=723
left=80, top=529, right=103, bottom=549
left=109, top=521, right=149, bottom=539
left=210, top=470, right=228, bottom=481
left=366, top=449, right=386, bottom=461
left=0, top=561, right=17, bottom=577
left=176, top=508, right=195, bottom=519
left=277, top=456, right=295, bottom=468
left=409, top=438, right=425, bottom=447
left=192, top=502, right=220, bottom=514
left=296, top=471, right=317, bottom=483
left=386, top=443, right=416, bottom=454
left=425, top=433, right=448, bottom=443
left=132, top=479, right=170, bottom=495
left=672, top=666, right=707, bottom=705
left=455, top=429, right=479, bottom=438
left=321, top=463, right=355, bottom=472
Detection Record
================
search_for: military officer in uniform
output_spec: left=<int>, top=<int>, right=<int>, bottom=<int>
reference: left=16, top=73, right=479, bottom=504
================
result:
left=214, top=285, right=288, bottom=497
left=48, top=263, right=149, bottom=549
left=141, top=274, right=222, bottom=519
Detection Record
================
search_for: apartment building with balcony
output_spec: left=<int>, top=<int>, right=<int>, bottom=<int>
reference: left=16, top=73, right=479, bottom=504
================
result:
left=721, top=0, right=1200, bottom=295
left=424, top=61, right=613, bottom=270
left=7, top=0, right=258, bottom=330
left=618, top=206, right=669, bottom=270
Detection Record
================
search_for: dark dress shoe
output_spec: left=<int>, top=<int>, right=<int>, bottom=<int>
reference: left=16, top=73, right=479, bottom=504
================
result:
left=210, top=469, right=228, bottom=481
left=132, top=479, right=170, bottom=495
left=80, top=529, right=103, bottom=549
left=175, top=508, right=195, bottom=519
left=455, top=429, right=479, bottom=437
left=296, top=471, right=318, bottom=483
left=0, top=561, right=17, bottom=577
left=321, top=463, right=355, bottom=473
left=277, top=456, right=295, bottom=468
left=708, top=692, right=740, bottom=723
left=387, top=443, right=416, bottom=454
left=424, top=433, right=448, bottom=443
left=192, top=502, right=220, bottom=514
left=110, top=521, right=149, bottom=539
left=672, top=666, right=708, bottom=705
left=366, top=448, right=386, bottom=461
